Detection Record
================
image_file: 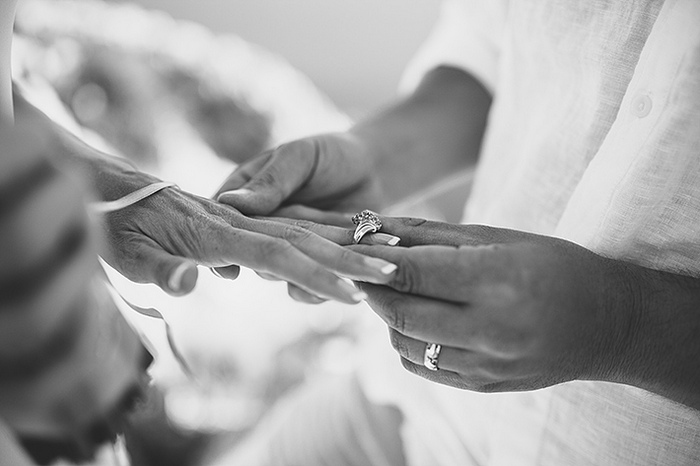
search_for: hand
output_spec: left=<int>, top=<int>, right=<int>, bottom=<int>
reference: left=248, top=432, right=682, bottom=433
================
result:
left=39, top=114, right=396, bottom=303
left=346, top=217, right=638, bottom=392
left=98, top=170, right=397, bottom=303
left=215, top=133, right=382, bottom=216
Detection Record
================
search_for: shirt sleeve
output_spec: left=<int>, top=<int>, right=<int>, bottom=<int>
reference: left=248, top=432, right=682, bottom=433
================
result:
left=399, top=0, right=508, bottom=95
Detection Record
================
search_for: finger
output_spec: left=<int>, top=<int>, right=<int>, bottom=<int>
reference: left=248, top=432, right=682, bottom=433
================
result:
left=397, top=353, right=527, bottom=392
left=217, top=140, right=318, bottom=215
left=210, top=227, right=367, bottom=304
left=387, top=329, right=476, bottom=374
left=355, top=282, right=474, bottom=348
left=258, top=216, right=401, bottom=247
left=211, top=265, right=241, bottom=280
left=239, top=216, right=399, bottom=285
left=213, top=152, right=272, bottom=197
left=256, top=271, right=281, bottom=281
left=272, top=204, right=354, bottom=228
left=361, top=215, right=532, bottom=247
left=254, top=270, right=327, bottom=303
left=397, top=357, right=479, bottom=391
left=120, top=239, right=198, bottom=296
left=287, top=283, right=327, bottom=304
left=350, top=244, right=489, bottom=301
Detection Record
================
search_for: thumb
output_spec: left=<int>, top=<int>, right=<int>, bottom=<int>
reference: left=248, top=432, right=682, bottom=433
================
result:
left=122, top=242, right=199, bottom=296
left=217, top=141, right=316, bottom=215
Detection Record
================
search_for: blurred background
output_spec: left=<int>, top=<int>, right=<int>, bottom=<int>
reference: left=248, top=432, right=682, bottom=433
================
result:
left=125, top=0, right=439, bottom=117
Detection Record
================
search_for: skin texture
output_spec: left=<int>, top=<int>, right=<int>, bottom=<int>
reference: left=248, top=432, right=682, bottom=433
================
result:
left=349, top=218, right=635, bottom=393
left=14, top=97, right=398, bottom=304
left=216, top=67, right=491, bottom=213
left=277, top=212, right=700, bottom=411
left=216, top=67, right=700, bottom=411
left=217, top=133, right=382, bottom=215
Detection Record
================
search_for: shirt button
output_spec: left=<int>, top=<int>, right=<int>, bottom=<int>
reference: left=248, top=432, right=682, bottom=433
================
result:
left=631, top=93, right=653, bottom=118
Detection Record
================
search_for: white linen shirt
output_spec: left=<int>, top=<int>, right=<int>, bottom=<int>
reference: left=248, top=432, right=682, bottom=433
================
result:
left=360, top=0, right=700, bottom=465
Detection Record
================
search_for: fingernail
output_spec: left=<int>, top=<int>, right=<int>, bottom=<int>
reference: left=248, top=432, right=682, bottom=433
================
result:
left=218, top=188, right=253, bottom=200
left=168, top=262, right=191, bottom=293
left=365, top=256, right=398, bottom=275
left=210, top=267, right=223, bottom=279
left=368, top=233, right=401, bottom=246
left=352, top=291, right=368, bottom=302
left=337, top=279, right=367, bottom=302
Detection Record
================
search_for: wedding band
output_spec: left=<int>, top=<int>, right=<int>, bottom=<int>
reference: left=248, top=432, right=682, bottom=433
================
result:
left=351, top=210, right=382, bottom=243
left=424, top=343, right=441, bottom=371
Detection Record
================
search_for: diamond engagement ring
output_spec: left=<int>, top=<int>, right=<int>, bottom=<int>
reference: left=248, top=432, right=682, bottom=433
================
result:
left=351, top=210, right=382, bottom=244
left=424, top=343, right=442, bottom=371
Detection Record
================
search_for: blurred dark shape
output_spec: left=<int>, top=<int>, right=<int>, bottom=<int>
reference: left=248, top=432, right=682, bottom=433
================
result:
left=163, top=66, right=271, bottom=165
left=18, top=373, right=150, bottom=465
left=56, top=48, right=160, bottom=167
left=124, top=384, right=226, bottom=466
left=0, top=115, right=154, bottom=465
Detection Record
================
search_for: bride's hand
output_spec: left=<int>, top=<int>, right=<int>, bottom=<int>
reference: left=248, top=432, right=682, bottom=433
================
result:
left=100, top=174, right=397, bottom=303
left=39, top=108, right=396, bottom=304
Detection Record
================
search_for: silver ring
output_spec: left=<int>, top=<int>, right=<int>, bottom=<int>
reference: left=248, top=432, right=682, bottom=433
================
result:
left=424, top=343, right=441, bottom=371
left=351, top=210, right=382, bottom=244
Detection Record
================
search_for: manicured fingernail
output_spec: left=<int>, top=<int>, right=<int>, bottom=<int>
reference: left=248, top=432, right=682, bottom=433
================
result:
left=337, top=279, right=367, bottom=302
left=218, top=188, right=253, bottom=200
left=168, top=262, right=191, bottom=292
left=365, top=256, right=398, bottom=275
left=352, top=291, right=368, bottom=302
left=367, top=233, right=401, bottom=246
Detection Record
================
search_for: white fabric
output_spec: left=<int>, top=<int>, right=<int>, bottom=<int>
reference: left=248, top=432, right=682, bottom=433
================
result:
left=360, top=0, right=700, bottom=465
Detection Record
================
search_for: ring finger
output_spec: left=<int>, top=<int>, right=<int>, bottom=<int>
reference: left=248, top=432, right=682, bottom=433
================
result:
left=387, top=328, right=471, bottom=374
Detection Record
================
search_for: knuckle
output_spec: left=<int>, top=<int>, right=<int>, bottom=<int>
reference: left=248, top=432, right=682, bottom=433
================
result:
left=399, top=217, right=428, bottom=228
left=336, top=247, right=359, bottom=266
left=379, top=295, right=408, bottom=333
left=254, top=169, right=282, bottom=191
left=400, top=356, right=421, bottom=375
left=281, top=225, right=314, bottom=245
left=388, top=330, right=411, bottom=359
left=278, top=139, right=315, bottom=163
left=389, top=258, right=422, bottom=294
left=292, top=219, right=314, bottom=230
left=256, top=238, right=293, bottom=262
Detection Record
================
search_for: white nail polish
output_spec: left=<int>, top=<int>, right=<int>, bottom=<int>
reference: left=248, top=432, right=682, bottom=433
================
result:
left=168, top=262, right=190, bottom=292
left=220, top=188, right=253, bottom=198
left=352, top=291, right=368, bottom=302
left=386, top=236, right=400, bottom=246
left=365, top=257, right=398, bottom=275
left=369, top=233, right=401, bottom=246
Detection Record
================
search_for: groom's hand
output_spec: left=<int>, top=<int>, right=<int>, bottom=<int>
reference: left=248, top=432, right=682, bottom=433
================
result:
left=216, top=133, right=382, bottom=216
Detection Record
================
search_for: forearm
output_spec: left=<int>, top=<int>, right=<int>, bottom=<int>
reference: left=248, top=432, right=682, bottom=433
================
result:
left=607, top=262, right=700, bottom=410
left=14, top=92, right=160, bottom=202
left=350, top=66, right=491, bottom=204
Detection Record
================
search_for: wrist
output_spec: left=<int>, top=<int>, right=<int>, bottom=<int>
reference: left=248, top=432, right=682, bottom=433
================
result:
left=598, top=259, right=700, bottom=409
left=51, top=129, right=162, bottom=203
left=87, top=162, right=161, bottom=203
